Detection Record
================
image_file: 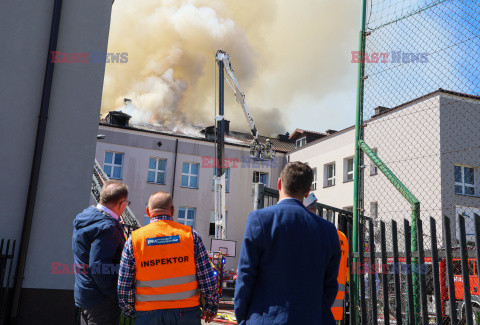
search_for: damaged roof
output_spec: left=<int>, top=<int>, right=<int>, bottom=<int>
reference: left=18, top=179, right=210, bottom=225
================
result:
left=99, top=118, right=296, bottom=153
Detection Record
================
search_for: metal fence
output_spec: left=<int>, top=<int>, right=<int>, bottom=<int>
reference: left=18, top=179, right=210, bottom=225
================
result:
left=353, top=1, right=480, bottom=324
left=253, top=183, right=353, bottom=232
left=254, top=184, right=480, bottom=324
left=0, top=239, right=16, bottom=325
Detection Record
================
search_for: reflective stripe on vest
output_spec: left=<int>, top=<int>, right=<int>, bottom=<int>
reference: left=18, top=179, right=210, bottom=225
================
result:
left=332, top=299, right=344, bottom=308
left=136, top=274, right=197, bottom=288
left=332, top=230, right=349, bottom=321
left=136, top=288, right=199, bottom=302
left=132, top=220, right=200, bottom=311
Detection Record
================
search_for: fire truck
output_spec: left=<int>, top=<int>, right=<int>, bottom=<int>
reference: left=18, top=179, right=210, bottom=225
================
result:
left=440, top=257, right=480, bottom=322
left=385, top=254, right=480, bottom=323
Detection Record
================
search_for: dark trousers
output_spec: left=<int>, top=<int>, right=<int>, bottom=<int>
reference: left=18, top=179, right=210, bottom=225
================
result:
left=135, top=306, right=202, bottom=325
left=80, top=298, right=121, bottom=325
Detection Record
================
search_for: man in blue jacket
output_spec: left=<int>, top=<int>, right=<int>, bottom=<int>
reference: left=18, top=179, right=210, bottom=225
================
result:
left=235, top=162, right=341, bottom=324
left=73, top=180, right=129, bottom=324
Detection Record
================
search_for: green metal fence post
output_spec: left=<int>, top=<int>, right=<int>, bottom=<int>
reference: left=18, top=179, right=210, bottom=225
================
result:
left=352, top=0, right=368, bottom=323
left=411, top=201, right=421, bottom=324
left=358, top=140, right=421, bottom=324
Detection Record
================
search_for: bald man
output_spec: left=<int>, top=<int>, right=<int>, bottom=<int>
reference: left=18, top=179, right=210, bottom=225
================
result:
left=118, top=191, right=219, bottom=324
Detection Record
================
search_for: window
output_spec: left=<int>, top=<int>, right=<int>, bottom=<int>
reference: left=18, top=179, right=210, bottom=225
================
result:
left=295, top=137, right=307, bottom=148
left=370, top=148, right=378, bottom=176
left=370, top=202, right=378, bottom=219
left=311, top=168, right=317, bottom=190
left=178, top=207, right=195, bottom=227
left=253, top=171, right=269, bottom=186
left=147, top=158, right=166, bottom=184
left=453, top=260, right=462, bottom=276
left=181, top=162, right=199, bottom=189
left=455, top=165, right=475, bottom=196
left=104, top=152, right=124, bottom=179
left=209, top=210, right=228, bottom=236
left=212, top=168, right=230, bottom=192
left=210, top=211, right=216, bottom=236
left=324, top=163, right=335, bottom=187
left=345, top=158, right=354, bottom=182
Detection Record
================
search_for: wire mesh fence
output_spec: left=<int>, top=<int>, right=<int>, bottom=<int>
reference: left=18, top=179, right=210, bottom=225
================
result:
left=356, top=1, right=480, bottom=324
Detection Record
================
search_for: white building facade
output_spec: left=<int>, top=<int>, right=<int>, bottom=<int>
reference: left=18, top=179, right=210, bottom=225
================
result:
left=288, top=90, right=480, bottom=246
left=94, top=121, right=291, bottom=269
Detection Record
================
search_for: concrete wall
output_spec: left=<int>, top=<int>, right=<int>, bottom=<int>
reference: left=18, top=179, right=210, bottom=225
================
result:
left=0, top=0, right=113, bottom=323
left=287, top=128, right=356, bottom=213
left=439, top=94, right=480, bottom=241
left=363, top=95, right=442, bottom=249
left=95, top=125, right=286, bottom=269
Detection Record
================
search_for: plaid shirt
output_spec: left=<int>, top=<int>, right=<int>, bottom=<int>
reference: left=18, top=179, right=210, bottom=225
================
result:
left=118, top=215, right=219, bottom=317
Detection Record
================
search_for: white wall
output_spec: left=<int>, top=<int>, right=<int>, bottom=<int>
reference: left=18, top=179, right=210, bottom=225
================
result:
left=0, top=0, right=113, bottom=292
left=95, top=125, right=286, bottom=269
left=288, top=128, right=356, bottom=213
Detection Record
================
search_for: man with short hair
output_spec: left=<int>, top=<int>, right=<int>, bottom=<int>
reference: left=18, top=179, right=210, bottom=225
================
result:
left=234, top=161, right=341, bottom=324
left=118, top=191, right=219, bottom=324
left=73, top=180, right=129, bottom=325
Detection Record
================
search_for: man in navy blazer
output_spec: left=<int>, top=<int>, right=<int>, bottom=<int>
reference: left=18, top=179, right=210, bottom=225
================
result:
left=234, top=162, right=341, bottom=324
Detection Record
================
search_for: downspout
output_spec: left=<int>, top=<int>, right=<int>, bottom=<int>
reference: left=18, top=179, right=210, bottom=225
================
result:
left=10, top=0, right=63, bottom=320
left=171, top=139, right=179, bottom=200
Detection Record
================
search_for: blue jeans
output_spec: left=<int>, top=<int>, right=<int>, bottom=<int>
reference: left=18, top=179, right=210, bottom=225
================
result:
left=135, top=306, right=202, bottom=325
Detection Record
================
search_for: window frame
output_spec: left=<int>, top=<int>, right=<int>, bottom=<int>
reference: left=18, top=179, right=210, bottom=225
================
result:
left=311, top=168, right=317, bottom=190
left=178, top=206, right=196, bottom=228
left=344, top=157, right=354, bottom=182
left=455, top=165, right=476, bottom=196
left=295, top=137, right=307, bottom=148
left=181, top=162, right=200, bottom=189
left=324, top=163, right=336, bottom=187
left=104, top=151, right=124, bottom=180
left=147, top=157, right=167, bottom=185
left=253, top=171, right=269, bottom=186
left=212, top=168, right=230, bottom=193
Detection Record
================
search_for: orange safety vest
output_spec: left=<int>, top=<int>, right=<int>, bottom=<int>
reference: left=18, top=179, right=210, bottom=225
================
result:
left=132, top=220, right=200, bottom=311
left=332, top=230, right=349, bottom=321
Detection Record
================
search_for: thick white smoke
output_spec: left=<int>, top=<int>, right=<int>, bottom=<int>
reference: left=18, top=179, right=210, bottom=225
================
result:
left=102, top=0, right=360, bottom=135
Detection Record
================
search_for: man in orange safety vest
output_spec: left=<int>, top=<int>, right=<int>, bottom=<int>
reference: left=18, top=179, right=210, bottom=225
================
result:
left=304, top=193, right=349, bottom=322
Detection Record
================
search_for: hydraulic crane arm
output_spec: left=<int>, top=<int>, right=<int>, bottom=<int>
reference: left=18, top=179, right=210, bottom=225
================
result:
left=215, top=50, right=258, bottom=141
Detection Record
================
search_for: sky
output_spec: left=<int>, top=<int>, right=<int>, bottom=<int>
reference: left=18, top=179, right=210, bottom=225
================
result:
left=101, top=0, right=362, bottom=136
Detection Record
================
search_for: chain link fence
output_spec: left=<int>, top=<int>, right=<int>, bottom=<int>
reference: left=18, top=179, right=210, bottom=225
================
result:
left=357, top=1, right=480, bottom=324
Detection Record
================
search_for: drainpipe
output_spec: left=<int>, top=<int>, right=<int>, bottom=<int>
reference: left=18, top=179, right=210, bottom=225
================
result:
left=171, top=139, right=179, bottom=200
left=10, top=0, right=63, bottom=320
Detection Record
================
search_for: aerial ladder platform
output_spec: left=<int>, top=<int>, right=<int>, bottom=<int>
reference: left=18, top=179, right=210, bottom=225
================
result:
left=213, top=50, right=275, bottom=240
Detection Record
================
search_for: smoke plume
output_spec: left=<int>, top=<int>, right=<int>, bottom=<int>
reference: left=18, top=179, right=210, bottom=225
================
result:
left=102, top=0, right=360, bottom=135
